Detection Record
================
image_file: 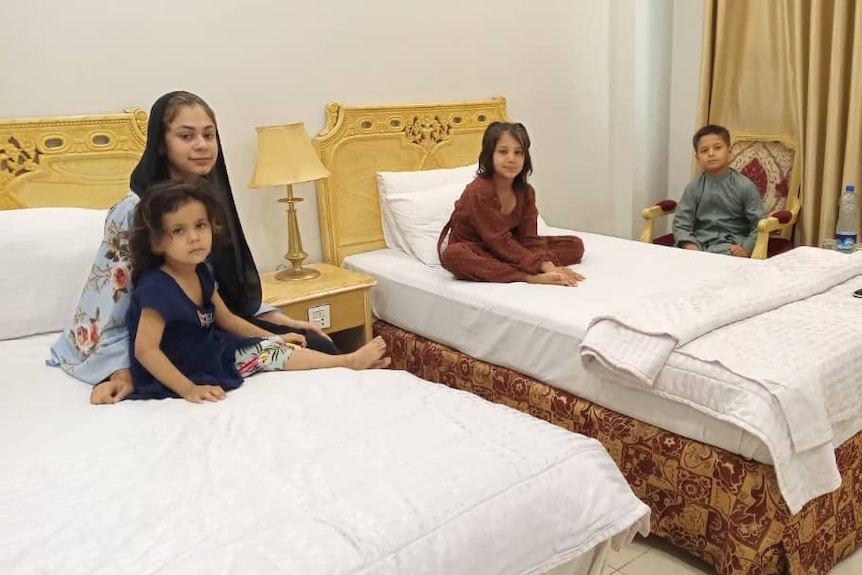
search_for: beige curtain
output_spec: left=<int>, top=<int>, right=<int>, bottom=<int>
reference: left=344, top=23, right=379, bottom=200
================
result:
left=698, top=0, right=862, bottom=246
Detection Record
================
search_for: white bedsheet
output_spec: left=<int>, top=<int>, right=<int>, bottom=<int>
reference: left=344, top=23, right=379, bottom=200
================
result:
left=581, top=247, right=862, bottom=513
left=343, top=230, right=862, bottom=514
left=346, top=230, right=745, bottom=386
left=0, top=334, right=649, bottom=575
left=343, top=235, right=774, bottom=461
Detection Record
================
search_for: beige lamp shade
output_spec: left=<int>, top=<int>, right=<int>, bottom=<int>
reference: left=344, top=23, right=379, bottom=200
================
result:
left=248, top=123, right=330, bottom=188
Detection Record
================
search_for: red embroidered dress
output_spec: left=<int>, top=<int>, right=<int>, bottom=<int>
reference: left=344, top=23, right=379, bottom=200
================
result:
left=438, top=177, right=584, bottom=282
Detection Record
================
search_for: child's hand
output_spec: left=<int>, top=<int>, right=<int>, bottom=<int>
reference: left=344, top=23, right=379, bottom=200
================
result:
left=182, top=384, right=226, bottom=403
left=679, top=242, right=700, bottom=251
left=729, top=244, right=752, bottom=258
left=280, top=332, right=307, bottom=347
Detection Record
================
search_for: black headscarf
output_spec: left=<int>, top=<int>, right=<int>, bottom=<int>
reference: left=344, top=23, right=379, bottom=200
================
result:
left=130, top=91, right=263, bottom=319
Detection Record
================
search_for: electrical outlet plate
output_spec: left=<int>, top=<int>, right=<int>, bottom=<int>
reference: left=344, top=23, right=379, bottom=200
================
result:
left=307, top=304, right=331, bottom=329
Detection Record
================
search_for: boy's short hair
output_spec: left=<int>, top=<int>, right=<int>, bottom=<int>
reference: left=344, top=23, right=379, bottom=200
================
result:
left=692, top=124, right=731, bottom=150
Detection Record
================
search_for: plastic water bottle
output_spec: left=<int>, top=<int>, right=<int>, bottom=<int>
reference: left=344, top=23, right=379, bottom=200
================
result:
left=836, top=184, right=857, bottom=251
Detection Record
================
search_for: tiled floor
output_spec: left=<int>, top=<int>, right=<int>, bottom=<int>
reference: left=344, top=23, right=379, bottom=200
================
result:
left=605, top=535, right=862, bottom=574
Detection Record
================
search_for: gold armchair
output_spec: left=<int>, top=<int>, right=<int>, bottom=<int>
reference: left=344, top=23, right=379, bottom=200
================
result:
left=639, top=132, right=801, bottom=259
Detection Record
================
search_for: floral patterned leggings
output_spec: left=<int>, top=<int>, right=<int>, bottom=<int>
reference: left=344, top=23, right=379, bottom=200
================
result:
left=235, top=336, right=299, bottom=377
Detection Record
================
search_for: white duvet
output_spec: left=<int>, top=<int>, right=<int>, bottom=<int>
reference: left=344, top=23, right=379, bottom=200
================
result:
left=344, top=233, right=862, bottom=516
left=0, top=335, right=649, bottom=575
left=581, top=247, right=862, bottom=513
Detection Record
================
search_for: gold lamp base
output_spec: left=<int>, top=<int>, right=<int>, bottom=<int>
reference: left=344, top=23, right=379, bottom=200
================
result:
left=274, top=185, right=320, bottom=282
left=275, top=266, right=320, bottom=281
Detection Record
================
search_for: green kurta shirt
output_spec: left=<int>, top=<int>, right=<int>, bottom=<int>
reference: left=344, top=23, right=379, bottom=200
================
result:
left=673, top=168, right=766, bottom=254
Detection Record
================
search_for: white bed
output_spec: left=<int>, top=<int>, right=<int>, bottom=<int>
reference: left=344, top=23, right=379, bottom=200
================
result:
left=0, top=334, right=650, bottom=575
left=309, top=97, right=862, bottom=574
left=0, top=108, right=650, bottom=574
left=344, top=236, right=768, bottom=459
left=343, top=231, right=862, bottom=515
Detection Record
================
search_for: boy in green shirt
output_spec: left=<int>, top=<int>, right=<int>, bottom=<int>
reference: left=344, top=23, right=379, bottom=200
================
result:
left=674, top=125, right=766, bottom=257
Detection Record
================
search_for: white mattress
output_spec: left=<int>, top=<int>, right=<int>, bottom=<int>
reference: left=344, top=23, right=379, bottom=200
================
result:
left=343, top=231, right=862, bottom=468
left=0, top=333, right=649, bottom=575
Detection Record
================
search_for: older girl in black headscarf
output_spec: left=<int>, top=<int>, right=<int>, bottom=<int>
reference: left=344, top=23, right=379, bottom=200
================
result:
left=49, top=91, right=338, bottom=404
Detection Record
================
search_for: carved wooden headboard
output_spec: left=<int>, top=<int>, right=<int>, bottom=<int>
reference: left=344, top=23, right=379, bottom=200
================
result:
left=312, top=97, right=509, bottom=265
left=0, top=109, right=148, bottom=210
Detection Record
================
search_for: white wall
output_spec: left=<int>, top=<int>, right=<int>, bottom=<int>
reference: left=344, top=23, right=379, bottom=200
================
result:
left=632, top=0, right=673, bottom=239
left=603, top=0, right=702, bottom=240
left=1, top=0, right=702, bottom=271
left=667, top=0, right=706, bottom=208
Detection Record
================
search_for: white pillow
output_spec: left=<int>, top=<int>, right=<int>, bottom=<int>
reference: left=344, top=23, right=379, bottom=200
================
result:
left=386, top=183, right=465, bottom=266
left=377, top=163, right=477, bottom=254
left=386, top=183, right=556, bottom=267
left=0, top=208, right=108, bottom=340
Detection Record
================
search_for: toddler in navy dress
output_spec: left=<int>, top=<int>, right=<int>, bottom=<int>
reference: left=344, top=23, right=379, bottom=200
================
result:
left=126, top=177, right=390, bottom=403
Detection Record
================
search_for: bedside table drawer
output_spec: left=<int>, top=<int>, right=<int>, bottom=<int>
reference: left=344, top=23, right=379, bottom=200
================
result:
left=279, top=289, right=366, bottom=334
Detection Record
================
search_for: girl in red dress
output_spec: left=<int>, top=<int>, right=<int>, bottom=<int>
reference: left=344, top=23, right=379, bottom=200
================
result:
left=438, top=122, right=585, bottom=286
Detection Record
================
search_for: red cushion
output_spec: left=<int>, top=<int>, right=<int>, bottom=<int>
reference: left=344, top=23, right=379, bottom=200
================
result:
left=656, top=199, right=677, bottom=212
left=772, top=210, right=792, bottom=224
left=653, top=233, right=675, bottom=246
left=767, top=238, right=793, bottom=258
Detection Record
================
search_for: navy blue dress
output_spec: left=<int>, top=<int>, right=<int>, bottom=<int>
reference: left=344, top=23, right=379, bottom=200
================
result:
left=126, top=263, right=261, bottom=400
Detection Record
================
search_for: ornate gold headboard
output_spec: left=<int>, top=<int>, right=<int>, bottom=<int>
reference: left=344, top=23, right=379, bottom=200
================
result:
left=0, top=109, right=148, bottom=210
left=313, top=97, right=508, bottom=265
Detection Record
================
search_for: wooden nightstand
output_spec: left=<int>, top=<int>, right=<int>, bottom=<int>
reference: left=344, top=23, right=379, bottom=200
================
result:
left=260, top=263, right=376, bottom=350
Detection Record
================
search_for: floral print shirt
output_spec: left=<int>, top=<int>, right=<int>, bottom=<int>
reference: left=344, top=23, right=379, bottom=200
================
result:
left=47, top=192, right=138, bottom=385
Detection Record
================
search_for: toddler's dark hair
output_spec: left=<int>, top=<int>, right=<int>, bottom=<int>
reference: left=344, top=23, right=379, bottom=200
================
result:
left=129, top=176, right=226, bottom=284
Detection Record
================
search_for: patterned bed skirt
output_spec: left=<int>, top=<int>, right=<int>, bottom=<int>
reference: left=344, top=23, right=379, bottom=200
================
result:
left=375, top=321, right=862, bottom=575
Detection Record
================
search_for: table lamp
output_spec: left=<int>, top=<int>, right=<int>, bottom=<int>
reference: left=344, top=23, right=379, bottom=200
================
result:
left=249, top=123, right=330, bottom=281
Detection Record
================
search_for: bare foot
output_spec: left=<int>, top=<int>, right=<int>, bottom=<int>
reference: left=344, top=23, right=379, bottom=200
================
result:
left=90, top=369, right=133, bottom=404
left=526, top=272, right=576, bottom=286
left=346, top=336, right=392, bottom=370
